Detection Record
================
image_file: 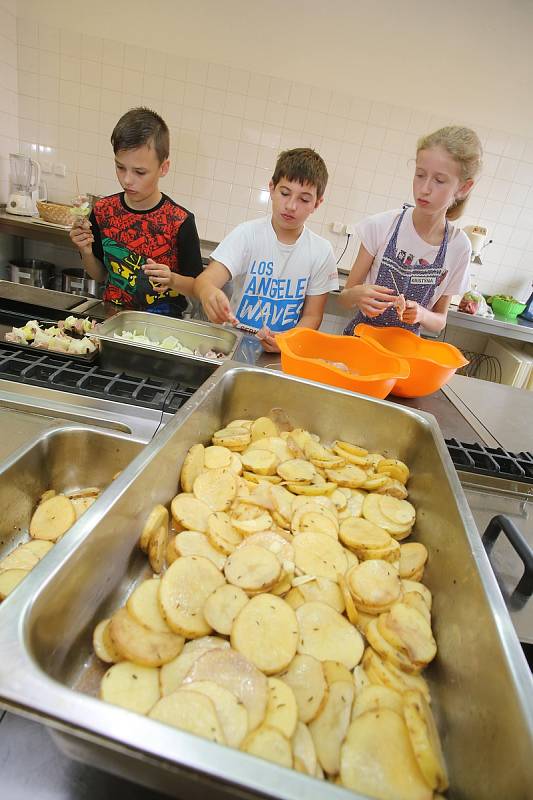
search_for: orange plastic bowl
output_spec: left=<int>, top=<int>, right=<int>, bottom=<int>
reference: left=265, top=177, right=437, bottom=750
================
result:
left=354, top=323, right=468, bottom=398
left=275, top=328, right=410, bottom=399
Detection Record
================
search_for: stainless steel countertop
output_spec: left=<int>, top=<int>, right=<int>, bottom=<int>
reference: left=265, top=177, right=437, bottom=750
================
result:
left=446, top=308, right=533, bottom=344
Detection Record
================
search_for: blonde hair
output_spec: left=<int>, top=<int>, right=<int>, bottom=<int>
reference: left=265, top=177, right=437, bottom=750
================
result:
left=416, top=126, right=483, bottom=220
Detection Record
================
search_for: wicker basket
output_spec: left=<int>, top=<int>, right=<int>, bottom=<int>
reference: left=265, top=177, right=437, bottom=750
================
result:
left=36, top=201, right=74, bottom=226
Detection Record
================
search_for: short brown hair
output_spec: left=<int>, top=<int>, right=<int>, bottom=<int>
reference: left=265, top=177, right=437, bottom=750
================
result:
left=272, top=148, right=328, bottom=199
left=111, top=107, right=169, bottom=164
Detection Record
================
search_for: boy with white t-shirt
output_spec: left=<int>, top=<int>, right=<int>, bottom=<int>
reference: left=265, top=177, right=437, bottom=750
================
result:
left=194, top=148, right=339, bottom=352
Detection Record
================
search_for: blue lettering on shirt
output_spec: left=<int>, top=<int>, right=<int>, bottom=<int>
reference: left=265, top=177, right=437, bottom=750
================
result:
left=236, top=272, right=309, bottom=332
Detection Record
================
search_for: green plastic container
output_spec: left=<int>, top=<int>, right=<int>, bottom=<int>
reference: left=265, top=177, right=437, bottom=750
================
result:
left=490, top=297, right=527, bottom=318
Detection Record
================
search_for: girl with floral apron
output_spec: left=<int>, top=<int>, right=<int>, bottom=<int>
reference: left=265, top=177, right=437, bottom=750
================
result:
left=343, top=206, right=449, bottom=336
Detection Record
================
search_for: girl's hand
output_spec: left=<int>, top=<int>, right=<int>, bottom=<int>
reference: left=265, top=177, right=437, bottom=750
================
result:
left=349, top=284, right=396, bottom=317
left=402, top=299, right=425, bottom=325
left=69, top=218, right=94, bottom=255
left=143, top=258, right=173, bottom=292
left=256, top=325, right=279, bottom=352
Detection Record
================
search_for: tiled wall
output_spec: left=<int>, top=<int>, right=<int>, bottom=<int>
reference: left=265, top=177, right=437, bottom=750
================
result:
left=9, top=17, right=533, bottom=299
left=0, top=0, right=19, bottom=202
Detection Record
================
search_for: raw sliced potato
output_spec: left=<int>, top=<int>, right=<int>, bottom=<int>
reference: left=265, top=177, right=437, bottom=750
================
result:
left=251, top=416, right=279, bottom=441
left=309, top=679, right=354, bottom=775
left=0, top=568, right=28, bottom=599
left=366, top=618, right=419, bottom=674
left=296, top=511, right=338, bottom=539
left=0, top=541, right=43, bottom=572
left=334, top=440, right=368, bottom=458
left=93, top=618, right=122, bottom=663
left=292, top=721, right=317, bottom=776
left=100, top=661, right=160, bottom=714
left=379, top=603, right=437, bottom=667
left=139, top=503, right=169, bottom=553
left=65, top=486, right=100, bottom=499
left=39, top=488, right=56, bottom=503
left=339, top=516, right=392, bottom=552
left=182, top=680, right=248, bottom=747
left=347, top=559, right=402, bottom=612
left=363, top=493, right=413, bottom=537
left=149, top=689, right=225, bottom=743
left=297, top=576, right=345, bottom=614
left=337, top=573, right=359, bottom=625
left=71, top=495, right=97, bottom=519
left=212, top=426, right=251, bottom=451
left=402, top=579, right=433, bottom=609
left=340, top=709, right=432, bottom=800
left=296, top=602, right=364, bottom=670
left=204, top=445, right=232, bottom=470
left=126, top=578, right=171, bottom=634
left=379, top=494, right=416, bottom=525
left=324, top=464, right=367, bottom=489
left=377, top=458, right=410, bottom=484
left=241, top=449, right=278, bottom=476
left=227, top=418, right=253, bottom=430
left=160, top=637, right=230, bottom=696
left=108, top=607, right=184, bottom=667
left=203, top=583, right=249, bottom=635
left=351, top=684, right=404, bottom=720
left=159, top=555, right=225, bottom=638
left=183, top=648, right=268, bottom=732
left=29, top=495, right=76, bottom=541
left=180, top=443, right=205, bottom=492
left=403, top=690, right=449, bottom=792
left=148, top=522, right=168, bottom=574
left=265, top=677, right=298, bottom=738
left=400, top=541, right=428, bottom=579
left=286, top=481, right=337, bottom=496
left=363, top=648, right=431, bottom=700
left=293, top=533, right=347, bottom=581
left=241, top=725, right=292, bottom=768
left=230, top=511, right=273, bottom=537
left=231, top=593, right=298, bottom=674
left=207, top=511, right=242, bottom=555
left=171, top=493, right=211, bottom=532
left=225, top=545, right=281, bottom=594
left=279, top=654, right=328, bottom=724
left=277, top=458, right=316, bottom=483
left=174, top=530, right=226, bottom=570
left=193, top=470, right=237, bottom=512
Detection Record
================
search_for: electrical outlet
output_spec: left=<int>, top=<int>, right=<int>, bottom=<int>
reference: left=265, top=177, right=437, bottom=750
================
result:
left=344, top=224, right=356, bottom=235
left=331, top=221, right=343, bottom=234
left=53, top=163, right=67, bottom=177
left=40, top=160, right=52, bottom=174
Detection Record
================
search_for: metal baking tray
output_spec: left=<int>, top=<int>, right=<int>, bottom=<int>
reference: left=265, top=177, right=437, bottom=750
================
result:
left=0, top=307, right=100, bottom=364
left=0, top=424, right=143, bottom=601
left=0, top=365, right=532, bottom=800
left=92, top=310, right=242, bottom=382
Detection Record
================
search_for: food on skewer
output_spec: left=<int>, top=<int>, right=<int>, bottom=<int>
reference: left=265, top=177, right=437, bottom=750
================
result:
left=70, top=194, right=91, bottom=222
left=395, top=293, right=406, bottom=321
left=5, top=316, right=99, bottom=355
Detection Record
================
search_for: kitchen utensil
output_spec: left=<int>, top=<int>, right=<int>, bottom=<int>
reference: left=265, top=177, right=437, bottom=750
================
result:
left=61, top=268, right=100, bottom=299
left=6, top=154, right=41, bottom=216
left=275, top=327, right=410, bottom=398
left=8, top=259, right=56, bottom=290
left=354, top=323, right=468, bottom=397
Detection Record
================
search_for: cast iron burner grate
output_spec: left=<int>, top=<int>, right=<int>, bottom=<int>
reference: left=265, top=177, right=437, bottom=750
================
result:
left=0, top=345, right=195, bottom=414
left=445, top=438, right=533, bottom=485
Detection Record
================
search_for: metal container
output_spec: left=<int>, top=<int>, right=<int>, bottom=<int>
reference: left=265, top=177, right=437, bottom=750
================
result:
left=8, top=258, right=56, bottom=289
left=0, top=424, right=144, bottom=602
left=61, top=268, right=101, bottom=299
left=93, top=310, right=242, bottom=383
left=0, top=365, right=531, bottom=799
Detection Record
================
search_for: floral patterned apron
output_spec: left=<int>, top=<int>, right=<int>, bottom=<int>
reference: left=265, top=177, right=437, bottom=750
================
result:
left=344, top=206, right=449, bottom=335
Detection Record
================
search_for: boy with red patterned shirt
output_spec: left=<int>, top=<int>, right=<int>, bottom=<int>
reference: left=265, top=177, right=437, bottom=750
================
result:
left=70, top=107, right=202, bottom=317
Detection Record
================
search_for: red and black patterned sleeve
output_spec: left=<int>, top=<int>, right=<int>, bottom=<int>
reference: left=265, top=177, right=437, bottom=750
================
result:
left=176, top=213, right=203, bottom=278
left=89, top=208, right=104, bottom=265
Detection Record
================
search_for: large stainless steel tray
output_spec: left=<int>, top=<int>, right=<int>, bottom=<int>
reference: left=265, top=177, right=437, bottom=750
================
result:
left=0, top=424, right=143, bottom=601
left=93, top=310, right=242, bottom=382
left=0, top=365, right=532, bottom=800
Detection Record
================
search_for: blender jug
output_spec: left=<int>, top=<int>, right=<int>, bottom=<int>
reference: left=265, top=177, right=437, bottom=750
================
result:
left=7, top=154, right=41, bottom=216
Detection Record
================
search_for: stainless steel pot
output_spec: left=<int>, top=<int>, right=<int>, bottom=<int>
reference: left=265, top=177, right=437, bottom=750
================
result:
left=8, top=258, right=55, bottom=289
left=61, top=268, right=100, bottom=298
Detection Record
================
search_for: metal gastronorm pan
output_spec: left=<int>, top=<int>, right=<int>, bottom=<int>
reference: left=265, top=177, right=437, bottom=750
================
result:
left=0, top=364, right=531, bottom=799
left=93, top=310, right=242, bottom=382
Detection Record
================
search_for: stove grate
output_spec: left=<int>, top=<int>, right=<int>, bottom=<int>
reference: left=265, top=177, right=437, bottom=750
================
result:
left=446, top=438, right=533, bottom=484
left=0, top=345, right=195, bottom=412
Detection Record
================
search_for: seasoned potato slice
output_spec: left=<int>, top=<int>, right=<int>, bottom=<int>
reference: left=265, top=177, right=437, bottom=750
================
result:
left=241, top=449, right=278, bottom=476
left=334, top=440, right=368, bottom=458
left=351, top=684, right=404, bottom=720
left=295, top=511, right=338, bottom=540
left=400, top=542, right=428, bottom=579
left=29, top=495, right=76, bottom=541
left=174, top=530, right=226, bottom=570
left=296, top=576, right=345, bottom=614
left=363, top=492, right=412, bottom=537
left=363, top=648, right=431, bottom=700
left=171, top=493, right=211, bottom=532
left=193, top=470, right=237, bottom=512
left=279, top=654, right=327, bottom=723
left=225, top=545, right=281, bottom=594
left=340, top=709, right=432, bottom=799
left=93, top=618, right=122, bottom=663
left=241, top=725, right=292, bottom=768
left=109, top=607, right=184, bottom=667
left=212, top=426, right=251, bottom=451
left=231, top=593, right=298, bottom=674
left=160, top=637, right=230, bottom=696
left=324, top=464, right=367, bottom=489
left=293, top=533, right=347, bottom=581
left=0, top=541, right=46, bottom=573
left=207, top=511, right=242, bottom=555
left=292, top=721, right=317, bottom=776
left=366, top=617, right=418, bottom=674
left=183, top=648, right=268, bottom=732
left=100, top=661, right=160, bottom=714
left=251, top=416, right=279, bottom=441
left=379, top=495, right=416, bottom=526
left=277, top=458, right=316, bottom=483
left=182, top=680, right=248, bottom=747
left=149, top=689, right=225, bottom=743
left=377, top=458, right=410, bottom=485
left=296, top=602, right=364, bottom=670
left=204, top=583, right=249, bottom=635
left=379, top=603, right=437, bottom=668
left=139, top=503, right=168, bottom=553
left=339, top=517, right=392, bottom=553
left=404, top=690, right=449, bottom=792
left=347, top=560, right=402, bottom=612
left=204, top=445, right=232, bottom=470
left=337, top=573, right=359, bottom=625
left=265, top=677, right=298, bottom=738
left=148, top=522, right=168, bottom=574
left=180, top=443, right=205, bottom=492
left=402, top=579, right=433, bottom=609
left=71, top=495, right=97, bottom=519
left=237, top=531, right=294, bottom=568
left=159, top=555, right=225, bottom=638
left=126, top=578, right=171, bottom=634
left=230, top=511, right=273, bottom=537
left=309, top=679, right=354, bottom=775
left=0, top=568, right=28, bottom=599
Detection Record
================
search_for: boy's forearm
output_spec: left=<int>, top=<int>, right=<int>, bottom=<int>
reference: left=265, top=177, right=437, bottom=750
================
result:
left=81, top=252, right=106, bottom=282
left=296, top=312, right=323, bottom=330
left=171, top=273, right=196, bottom=297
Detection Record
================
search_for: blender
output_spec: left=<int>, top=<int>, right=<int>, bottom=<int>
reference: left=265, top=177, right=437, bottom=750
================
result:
left=6, top=153, right=41, bottom=216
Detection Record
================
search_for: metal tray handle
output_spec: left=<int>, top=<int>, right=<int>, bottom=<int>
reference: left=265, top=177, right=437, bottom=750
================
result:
left=483, top=514, right=533, bottom=598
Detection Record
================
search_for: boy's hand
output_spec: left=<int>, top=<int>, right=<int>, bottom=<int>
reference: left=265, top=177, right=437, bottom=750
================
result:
left=199, top=286, right=236, bottom=325
left=143, top=258, right=173, bottom=292
left=256, top=326, right=279, bottom=353
left=352, top=284, right=396, bottom=317
left=402, top=300, right=424, bottom=325
left=69, top=218, right=94, bottom=256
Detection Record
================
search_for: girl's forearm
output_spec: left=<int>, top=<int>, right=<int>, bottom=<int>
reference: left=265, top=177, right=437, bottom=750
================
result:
left=419, top=306, right=447, bottom=333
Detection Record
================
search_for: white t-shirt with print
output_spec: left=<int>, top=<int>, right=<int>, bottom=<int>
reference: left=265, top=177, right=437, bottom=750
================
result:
left=211, top=217, right=339, bottom=333
left=357, top=207, right=471, bottom=306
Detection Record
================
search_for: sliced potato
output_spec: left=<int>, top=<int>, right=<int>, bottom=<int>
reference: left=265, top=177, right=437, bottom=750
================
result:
left=277, top=458, right=316, bottom=483
left=363, top=493, right=412, bottom=537
left=339, top=516, right=392, bottom=552
left=159, top=555, right=225, bottom=638
left=193, top=470, right=237, bottom=512
left=351, top=684, right=404, bottom=720
left=71, top=495, right=97, bottom=519
left=337, top=573, right=359, bottom=625
left=174, top=530, right=226, bottom=570
left=241, top=725, right=292, bottom=768
left=379, top=603, right=437, bottom=668
left=109, top=607, right=184, bottom=667
left=296, top=601, right=364, bottom=670
left=0, top=568, right=28, bottom=599
left=182, top=680, right=248, bottom=747
left=149, top=689, right=225, bottom=743
left=207, top=511, right=242, bottom=555
left=296, top=511, right=338, bottom=540
left=0, top=543, right=40, bottom=573
left=400, top=542, right=428, bottom=579
left=203, top=583, right=249, bottom=635
left=379, top=494, right=416, bottom=526
left=139, top=503, right=169, bottom=553
left=148, top=522, right=168, bottom=574
left=297, top=577, right=345, bottom=614
left=279, top=653, right=328, bottom=724
left=93, top=618, right=122, bottom=663
left=183, top=648, right=268, bottom=732
left=265, top=677, right=298, bottom=738
left=204, top=445, right=232, bottom=470
left=212, top=426, right=251, bottom=451
left=377, top=458, right=410, bottom=484
left=292, top=721, right=317, bottom=776
left=180, top=443, right=205, bottom=492
left=231, top=511, right=273, bottom=537
left=160, top=637, right=230, bottom=696
left=171, top=493, right=211, bottom=532
left=29, top=495, right=76, bottom=541
left=231, top=593, right=298, bottom=674
left=309, top=679, right=354, bottom=775
left=225, top=545, right=281, bottom=594
left=293, top=533, right=347, bottom=581
left=241, top=449, right=278, bottom=476
left=126, top=578, right=171, bottom=633
left=347, top=560, right=402, bottom=612
left=403, top=690, right=449, bottom=792
left=39, top=488, right=56, bottom=503
left=251, top=416, right=279, bottom=441
left=100, top=661, right=160, bottom=714
left=324, top=464, right=367, bottom=489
